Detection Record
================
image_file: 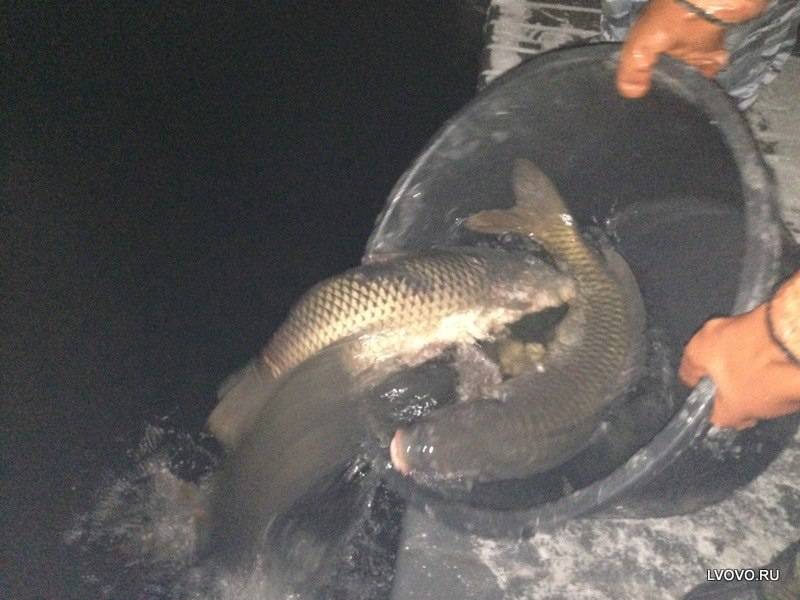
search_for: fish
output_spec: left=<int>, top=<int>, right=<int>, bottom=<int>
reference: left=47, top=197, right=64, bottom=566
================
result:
left=392, top=159, right=646, bottom=483
left=207, top=246, right=576, bottom=449
left=203, top=245, right=576, bottom=563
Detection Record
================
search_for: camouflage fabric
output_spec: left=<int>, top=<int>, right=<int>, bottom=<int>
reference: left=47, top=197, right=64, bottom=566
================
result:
left=601, top=0, right=800, bottom=108
left=760, top=540, right=800, bottom=600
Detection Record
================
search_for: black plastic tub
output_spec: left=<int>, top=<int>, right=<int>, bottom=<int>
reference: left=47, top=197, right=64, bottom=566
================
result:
left=365, top=44, right=800, bottom=538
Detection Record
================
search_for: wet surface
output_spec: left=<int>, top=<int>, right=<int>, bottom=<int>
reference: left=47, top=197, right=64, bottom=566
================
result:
left=394, top=425, right=800, bottom=600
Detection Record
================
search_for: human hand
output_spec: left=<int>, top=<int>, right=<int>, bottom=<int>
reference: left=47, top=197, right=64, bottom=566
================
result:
left=616, top=0, right=768, bottom=98
left=679, top=304, right=800, bottom=429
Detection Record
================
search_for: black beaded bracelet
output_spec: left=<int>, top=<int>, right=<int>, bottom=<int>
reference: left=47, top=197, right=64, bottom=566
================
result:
left=673, top=0, right=737, bottom=26
left=765, top=298, right=800, bottom=366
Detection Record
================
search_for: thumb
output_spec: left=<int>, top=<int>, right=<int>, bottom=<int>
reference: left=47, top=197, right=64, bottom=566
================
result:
left=678, top=350, right=706, bottom=388
left=678, top=318, right=726, bottom=388
left=617, top=38, right=662, bottom=98
left=701, top=48, right=730, bottom=77
left=710, top=387, right=757, bottom=429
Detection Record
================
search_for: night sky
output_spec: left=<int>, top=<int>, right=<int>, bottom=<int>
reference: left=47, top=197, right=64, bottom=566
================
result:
left=4, top=4, right=482, bottom=598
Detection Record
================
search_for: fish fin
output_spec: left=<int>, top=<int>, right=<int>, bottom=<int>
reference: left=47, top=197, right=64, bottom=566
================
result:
left=206, top=358, right=279, bottom=450
left=465, top=159, right=573, bottom=243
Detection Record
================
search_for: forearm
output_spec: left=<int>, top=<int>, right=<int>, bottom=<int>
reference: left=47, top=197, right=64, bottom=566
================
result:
left=761, top=361, right=800, bottom=416
left=768, top=270, right=800, bottom=361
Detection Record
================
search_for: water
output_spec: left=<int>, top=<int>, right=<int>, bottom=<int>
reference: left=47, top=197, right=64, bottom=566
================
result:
left=62, top=357, right=460, bottom=599
left=64, top=421, right=405, bottom=600
left=608, top=196, right=746, bottom=346
left=7, top=5, right=484, bottom=598
left=64, top=424, right=216, bottom=598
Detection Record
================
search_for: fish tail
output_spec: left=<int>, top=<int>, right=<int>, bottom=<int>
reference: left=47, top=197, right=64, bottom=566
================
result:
left=206, top=358, right=279, bottom=450
left=465, top=159, right=575, bottom=247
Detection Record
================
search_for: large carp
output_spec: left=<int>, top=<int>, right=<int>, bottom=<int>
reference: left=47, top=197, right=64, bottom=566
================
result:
left=204, top=241, right=576, bottom=563
left=204, top=159, right=645, bottom=564
left=208, top=246, right=575, bottom=449
left=391, top=159, right=646, bottom=482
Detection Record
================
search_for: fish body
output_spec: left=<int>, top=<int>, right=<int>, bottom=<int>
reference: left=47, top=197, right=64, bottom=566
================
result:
left=205, top=159, right=645, bottom=565
left=204, top=245, right=575, bottom=562
left=397, top=159, right=646, bottom=482
left=265, top=248, right=577, bottom=377
left=207, top=247, right=575, bottom=448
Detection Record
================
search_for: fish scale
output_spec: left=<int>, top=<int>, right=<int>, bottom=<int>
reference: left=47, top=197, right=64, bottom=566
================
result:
left=260, top=249, right=563, bottom=379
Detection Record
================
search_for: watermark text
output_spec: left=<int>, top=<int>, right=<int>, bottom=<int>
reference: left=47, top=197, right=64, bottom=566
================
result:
left=706, top=568, right=780, bottom=582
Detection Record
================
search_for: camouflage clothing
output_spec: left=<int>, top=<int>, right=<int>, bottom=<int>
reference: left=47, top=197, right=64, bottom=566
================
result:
left=601, top=0, right=800, bottom=108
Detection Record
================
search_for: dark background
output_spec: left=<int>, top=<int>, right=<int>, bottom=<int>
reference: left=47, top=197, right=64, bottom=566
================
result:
left=3, top=3, right=484, bottom=598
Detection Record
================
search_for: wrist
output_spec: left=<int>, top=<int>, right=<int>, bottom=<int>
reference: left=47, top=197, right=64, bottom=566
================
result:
left=766, top=299, right=800, bottom=365
left=769, top=279, right=800, bottom=362
left=678, top=0, right=769, bottom=24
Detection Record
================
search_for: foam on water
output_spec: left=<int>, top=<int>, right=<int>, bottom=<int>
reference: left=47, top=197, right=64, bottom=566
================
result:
left=63, top=424, right=301, bottom=599
left=64, top=419, right=405, bottom=600
left=65, top=424, right=206, bottom=598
